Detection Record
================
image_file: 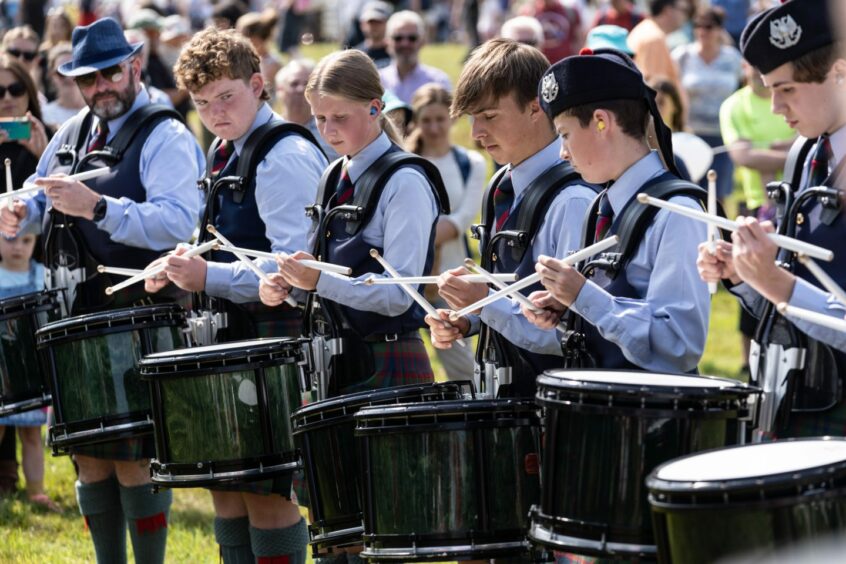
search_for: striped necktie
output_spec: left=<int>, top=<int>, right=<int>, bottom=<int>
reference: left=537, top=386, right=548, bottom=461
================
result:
left=493, top=171, right=514, bottom=232
left=594, top=191, right=614, bottom=242
left=335, top=164, right=354, bottom=206
left=87, top=121, right=109, bottom=153
left=211, top=141, right=234, bottom=177
left=808, top=136, right=832, bottom=187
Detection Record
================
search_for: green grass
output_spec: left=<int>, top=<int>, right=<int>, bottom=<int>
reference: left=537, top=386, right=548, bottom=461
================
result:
left=0, top=42, right=745, bottom=561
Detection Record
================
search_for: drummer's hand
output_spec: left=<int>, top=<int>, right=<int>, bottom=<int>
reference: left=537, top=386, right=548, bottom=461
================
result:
left=0, top=200, right=27, bottom=237
left=162, top=246, right=207, bottom=292
left=425, top=309, right=468, bottom=349
left=143, top=257, right=170, bottom=293
left=536, top=255, right=585, bottom=307
left=697, top=239, right=739, bottom=285
left=522, top=290, right=565, bottom=330
left=37, top=175, right=101, bottom=220
left=732, top=216, right=794, bottom=304
left=276, top=251, right=320, bottom=290
left=437, top=266, right=487, bottom=312
left=259, top=273, right=291, bottom=306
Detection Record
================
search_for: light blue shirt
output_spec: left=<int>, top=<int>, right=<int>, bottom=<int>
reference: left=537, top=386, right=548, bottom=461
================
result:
left=315, top=132, right=438, bottom=316
left=22, top=88, right=204, bottom=250
left=473, top=138, right=596, bottom=351
left=550, top=152, right=710, bottom=372
left=379, top=62, right=452, bottom=104
left=205, top=103, right=328, bottom=303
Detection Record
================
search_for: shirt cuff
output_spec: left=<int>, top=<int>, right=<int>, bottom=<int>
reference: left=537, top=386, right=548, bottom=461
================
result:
left=314, top=270, right=347, bottom=301
left=95, top=195, right=125, bottom=232
left=466, top=314, right=481, bottom=337
left=205, top=261, right=235, bottom=300
left=788, top=277, right=838, bottom=312
left=569, top=280, right=615, bottom=330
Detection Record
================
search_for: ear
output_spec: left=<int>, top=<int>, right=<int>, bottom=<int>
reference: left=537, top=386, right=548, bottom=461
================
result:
left=527, top=97, right=543, bottom=121
left=250, top=72, right=265, bottom=98
left=593, top=109, right=612, bottom=133
left=833, top=58, right=846, bottom=85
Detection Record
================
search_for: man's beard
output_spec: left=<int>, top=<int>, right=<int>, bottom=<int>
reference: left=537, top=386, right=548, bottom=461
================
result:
left=86, top=74, right=138, bottom=120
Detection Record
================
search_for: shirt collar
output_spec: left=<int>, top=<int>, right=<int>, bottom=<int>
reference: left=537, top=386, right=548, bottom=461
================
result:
left=509, top=138, right=561, bottom=198
left=232, top=103, right=278, bottom=155
left=96, top=87, right=150, bottom=138
left=346, top=132, right=391, bottom=182
left=827, top=123, right=846, bottom=172
left=606, top=151, right=666, bottom=215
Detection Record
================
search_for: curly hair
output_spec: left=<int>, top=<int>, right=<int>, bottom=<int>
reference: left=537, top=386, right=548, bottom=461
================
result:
left=173, top=27, right=268, bottom=100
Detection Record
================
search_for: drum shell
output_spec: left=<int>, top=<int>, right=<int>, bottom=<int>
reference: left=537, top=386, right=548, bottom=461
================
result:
left=647, top=438, right=846, bottom=564
left=0, top=290, right=62, bottom=416
left=37, top=304, right=187, bottom=452
left=530, top=370, right=757, bottom=558
left=291, top=382, right=467, bottom=557
left=141, top=338, right=307, bottom=487
left=355, top=399, right=540, bottom=561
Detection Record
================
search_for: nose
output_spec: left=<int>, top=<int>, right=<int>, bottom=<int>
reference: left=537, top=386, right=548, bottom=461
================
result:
left=470, top=118, right=484, bottom=141
left=559, top=142, right=570, bottom=161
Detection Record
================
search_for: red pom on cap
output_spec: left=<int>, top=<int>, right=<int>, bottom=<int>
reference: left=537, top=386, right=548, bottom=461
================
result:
left=579, top=47, right=594, bottom=55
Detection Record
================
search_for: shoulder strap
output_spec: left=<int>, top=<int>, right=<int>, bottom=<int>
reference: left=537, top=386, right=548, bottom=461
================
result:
left=785, top=136, right=815, bottom=190
left=451, top=145, right=472, bottom=185
left=346, top=150, right=450, bottom=235
left=103, top=104, right=184, bottom=161
left=235, top=120, right=327, bottom=180
left=314, top=157, right=345, bottom=209
left=479, top=166, right=510, bottom=233
left=55, top=108, right=94, bottom=166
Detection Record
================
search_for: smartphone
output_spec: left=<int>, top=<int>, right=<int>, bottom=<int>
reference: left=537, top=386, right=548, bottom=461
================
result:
left=0, top=117, right=31, bottom=141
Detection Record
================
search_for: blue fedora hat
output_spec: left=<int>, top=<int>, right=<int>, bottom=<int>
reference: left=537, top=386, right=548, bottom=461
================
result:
left=58, top=17, right=143, bottom=77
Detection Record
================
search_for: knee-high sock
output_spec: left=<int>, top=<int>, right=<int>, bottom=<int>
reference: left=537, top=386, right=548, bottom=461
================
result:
left=119, top=483, right=171, bottom=564
left=76, top=477, right=127, bottom=564
left=0, top=429, right=18, bottom=493
left=214, top=516, right=254, bottom=564
left=250, top=517, right=308, bottom=564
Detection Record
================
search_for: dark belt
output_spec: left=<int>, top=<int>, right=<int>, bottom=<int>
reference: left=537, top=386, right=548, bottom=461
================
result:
left=362, top=331, right=421, bottom=343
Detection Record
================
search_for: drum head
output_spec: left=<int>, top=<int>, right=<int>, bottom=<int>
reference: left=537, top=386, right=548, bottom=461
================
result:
left=0, top=289, right=61, bottom=320
left=37, top=303, right=185, bottom=344
left=542, top=369, right=738, bottom=389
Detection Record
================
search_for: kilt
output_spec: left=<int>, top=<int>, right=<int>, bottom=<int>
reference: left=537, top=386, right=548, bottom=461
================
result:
left=781, top=400, right=846, bottom=438
left=72, top=436, right=155, bottom=462
left=337, top=333, right=434, bottom=395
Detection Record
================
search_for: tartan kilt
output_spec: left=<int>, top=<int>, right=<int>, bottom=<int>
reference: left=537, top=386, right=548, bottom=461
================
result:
left=209, top=471, right=295, bottom=498
left=71, top=436, right=155, bottom=462
left=782, top=400, right=846, bottom=438
left=337, top=333, right=434, bottom=395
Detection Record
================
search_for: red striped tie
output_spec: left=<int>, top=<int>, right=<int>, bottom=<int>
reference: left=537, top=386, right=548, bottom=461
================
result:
left=211, top=141, right=233, bottom=177
left=87, top=122, right=109, bottom=153
left=493, top=171, right=514, bottom=232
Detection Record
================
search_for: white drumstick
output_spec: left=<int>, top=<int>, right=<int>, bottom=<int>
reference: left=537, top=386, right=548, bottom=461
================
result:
left=214, top=243, right=352, bottom=275
left=362, top=273, right=518, bottom=285
left=5, top=159, right=12, bottom=211
left=9, top=168, right=112, bottom=201
left=369, top=249, right=466, bottom=348
left=637, top=194, right=834, bottom=262
left=97, top=265, right=144, bottom=277
left=777, top=303, right=846, bottom=333
left=464, top=259, right=542, bottom=314
left=706, top=170, right=718, bottom=295
left=450, top=236, right=620, bottom=320
left=105, top=239, right=219, bottom=295
left=797, top=254, right=846, bottom=306
left=207, top=225, right=297, bottom=307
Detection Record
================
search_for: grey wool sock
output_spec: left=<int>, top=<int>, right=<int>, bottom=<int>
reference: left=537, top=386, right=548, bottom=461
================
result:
left=214, top=516, right=254, bottom=564
left=249, top=517, right=309, bottom=564
left=118, top=483, right=172, bottom=564
left=76, top=477, right=127, bottom=564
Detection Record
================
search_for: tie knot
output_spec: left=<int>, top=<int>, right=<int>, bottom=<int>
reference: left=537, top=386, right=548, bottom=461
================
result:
left=497, top=170, right=514, bottom=194
left=599, top=192, right=614, bottom=217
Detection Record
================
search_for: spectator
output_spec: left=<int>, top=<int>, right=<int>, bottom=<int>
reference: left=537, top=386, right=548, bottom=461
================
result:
left=41, top=43, right=85, bottom=128
left=158, top=15, right=192, bottom=71
left=591, top=0, right=644, bottom=32
left=380, top=10, right=452, bottom=104
left=354, top=0, right=393, bottom=69
left=383, top=89, right=413, bottom=136
left=500, top=15, right=545, bottom=47
left=585, top=24, right=634, bottom=55
left=651, top=77, right=685, bottom=133
left=276, top=0, right=308, bottom=56
left=2, top=26, right=43, bottom=100
left=628, top=0, right=689, bottom=92
left=711, top=0, right=751, bottom=45
left=211, top=0, right=249, bottom=30
left=123, top=29, right=176, bottom=109
left=237, top=10, right=283, bottom=90
left=41, top=9, right=72, bottom=51
left=521, top=0, right=584, bottom=63
left=672, top=6, right=743, bottom=199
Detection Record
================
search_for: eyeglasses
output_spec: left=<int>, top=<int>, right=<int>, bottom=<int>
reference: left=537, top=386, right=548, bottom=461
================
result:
left=74, top=64, right=124, bottom=88
left=391, top=34, right=419, bottom=43
left=0, top=82, right=27, bottom=98
left=6, top=48, right=38, bottom=62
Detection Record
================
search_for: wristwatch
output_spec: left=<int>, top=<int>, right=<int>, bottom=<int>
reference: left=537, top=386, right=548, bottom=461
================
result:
left=92, top=196, right=107, bottom=222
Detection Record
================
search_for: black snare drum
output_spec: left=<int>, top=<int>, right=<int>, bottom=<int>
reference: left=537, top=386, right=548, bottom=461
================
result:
left=37, top=304, right=187, bottom=454
left=355, top=398, right=541, bottom=561
left=647, top=438, right=846, bottom=564
left=0, top=290, right=62, bottom=416
left=140, top=338, right=307, bottom=487
left=291, top=383, right=466, bottom=557
left=529, top=370, right=757, bottom=559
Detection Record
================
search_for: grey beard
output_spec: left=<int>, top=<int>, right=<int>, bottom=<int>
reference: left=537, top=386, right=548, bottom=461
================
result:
left=88, top=76, right=138, bottom=120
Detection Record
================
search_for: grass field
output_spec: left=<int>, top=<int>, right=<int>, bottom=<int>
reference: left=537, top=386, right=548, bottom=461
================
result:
left=0, top=42, right=746, bottom=563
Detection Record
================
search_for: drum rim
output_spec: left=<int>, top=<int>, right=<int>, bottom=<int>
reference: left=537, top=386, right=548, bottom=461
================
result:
left=355, top=398, right=538, bottom=420
left=36, top=303, right=186, bottom=342
left=0, top=288, right=62, bottom=320
left=646, top=436, right=846, bottom=495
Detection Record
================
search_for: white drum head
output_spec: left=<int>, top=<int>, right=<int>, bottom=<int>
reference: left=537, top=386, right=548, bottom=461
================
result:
left=656, top=439, right=846, bottom=482
left=144, top=338, right=289, bottom=359
left=547, top=370, right=734, bottom=388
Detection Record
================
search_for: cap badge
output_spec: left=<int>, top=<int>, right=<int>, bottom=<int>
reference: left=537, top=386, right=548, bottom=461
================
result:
left=541, top=74, right=559, bottom=104
left=769, top=15, right=802, bottom=49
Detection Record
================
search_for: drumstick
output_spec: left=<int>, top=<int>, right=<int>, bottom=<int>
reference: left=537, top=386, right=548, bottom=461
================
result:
left=797, top=254, right=846, bottom=306
left=464, top=259, right=542, bottom=314
left=4, top=159, right=12, bottom=211
left=449, top=236, right=620, bottom=320
left=105, top=239, right=219, bottom=295
left=777, top=303, right=846, bottom=333
left=706, top=170, right=718, bottom=295
left=636, top=194, right=834, bottom=262
left=8, top=168, right=112, bottom=201
left=362, top=273, right=518, bottom=285
left=97, top=265, right=144, bottom=277
left=369, top=249, right=466, bottom=348
left=213, top=243, right=352, bottom=275
left=206, top=225, right=297, bottom=307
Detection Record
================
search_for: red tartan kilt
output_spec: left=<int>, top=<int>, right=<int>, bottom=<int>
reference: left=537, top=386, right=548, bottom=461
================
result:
left=338, top=335, right=434, bottom=395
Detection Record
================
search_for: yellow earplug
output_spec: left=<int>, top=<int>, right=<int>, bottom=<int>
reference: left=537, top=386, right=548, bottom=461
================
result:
left=597, top=121, right=606, bottom=131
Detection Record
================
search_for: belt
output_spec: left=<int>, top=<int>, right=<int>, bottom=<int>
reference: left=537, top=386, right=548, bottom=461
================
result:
left=362, top=331, right=421, bottom=343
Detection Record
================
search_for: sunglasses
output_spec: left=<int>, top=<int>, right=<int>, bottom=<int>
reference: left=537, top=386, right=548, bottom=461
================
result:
left=0, top=82, right=27, bottom=98
left=6, top=48, right=38, bottom=62
left=74, top=64, right=124, bottom=88
left=391, top=34, right=419, bottom=43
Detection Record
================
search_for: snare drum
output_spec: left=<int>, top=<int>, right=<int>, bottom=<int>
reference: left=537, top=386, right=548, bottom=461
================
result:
left=36, top=304, right=187, bottom=453
left=0, top=290, right=62, bottom=417
left=647, top=438, right=846, bottom=564
left=355, top=398, right=541, bottom=561
left=529, top=370, right=757, bottom=559
left=139, top=338, right=306, bottom=487
left=291, top=383, right=466, bottom=557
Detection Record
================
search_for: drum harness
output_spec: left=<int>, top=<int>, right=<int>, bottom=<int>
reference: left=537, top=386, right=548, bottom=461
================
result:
left=47, top=104, right=181, bottom=316
left=749, top=136, right=846, bottom=440
left=305, top=152, right=449, bottom=400
left=192, top=120, right=325, bottom=354
left=472, top=162, right=592, bottom=397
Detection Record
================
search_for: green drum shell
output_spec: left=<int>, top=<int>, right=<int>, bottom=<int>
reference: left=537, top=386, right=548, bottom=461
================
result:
left=139, top=338, right=307, bottom=488
left=647, top=437, right=846, bottom=564
left=291, top=382, right=468, bottom=557
left=0, top=290, right=62, bottom=416
left=37, top=304, right=187, bottom=453
left=530, top=370, right=758, bottom=559
left=355, top=398, right=540, bottom=561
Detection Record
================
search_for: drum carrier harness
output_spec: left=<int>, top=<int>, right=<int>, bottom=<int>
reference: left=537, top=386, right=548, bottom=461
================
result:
left=304, top=148, right=449, bottom=399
